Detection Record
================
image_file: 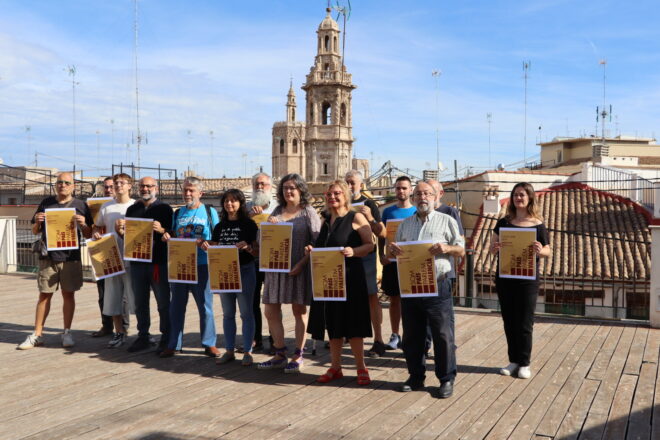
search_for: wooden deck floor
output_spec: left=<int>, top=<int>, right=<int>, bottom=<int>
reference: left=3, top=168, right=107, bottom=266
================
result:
left=0, top=273, right=658, bottom=440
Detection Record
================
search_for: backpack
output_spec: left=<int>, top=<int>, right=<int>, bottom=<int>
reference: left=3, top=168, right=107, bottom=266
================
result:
left=173, top=204, right=216, bottom=238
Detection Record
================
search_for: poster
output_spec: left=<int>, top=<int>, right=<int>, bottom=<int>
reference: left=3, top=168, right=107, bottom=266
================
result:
left=385, top=218, right=404, bottom=261
left=498, top=227, right=537, bottom=280
left=45, top=208, right=78, bottom=251
left=310, top=247, right=346, bottom=301
left=86, top=197, right=113, bottom=225
left=208, top=245, right=242, bottom=293
left=86, top=233, right=125, bottom=280
left=396, top=240, right=438, bottom=297
left=251, top=213, right=270, bottom=229
left=124, top=217, right=154, bottom=262
left=350, top=202, right=365, bottom=212
left=259, top=222, right=293, bottom=272
left=168, top=238, right=198, bottom=284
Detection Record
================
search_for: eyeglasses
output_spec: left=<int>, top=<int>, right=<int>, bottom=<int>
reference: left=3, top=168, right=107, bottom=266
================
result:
left=282, top=185, right=298, bottom=192
left=115, top=181, right=130, bottom=186
left=56, top=180, right=73, bottom=186
left=255, top=181, right=270, bottom=187
left=139, top=184, right=156, bottom=188
left=415, top=191, right=436, bottom=198
left=103, top=185, right=114, bottom=189
left=325, top=191, right=343, bottom=198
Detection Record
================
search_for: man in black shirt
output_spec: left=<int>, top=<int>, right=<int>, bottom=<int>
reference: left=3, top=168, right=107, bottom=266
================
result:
left=18, top=172, right=93, bottom=350
left=117, top=176, right=173, bottom=353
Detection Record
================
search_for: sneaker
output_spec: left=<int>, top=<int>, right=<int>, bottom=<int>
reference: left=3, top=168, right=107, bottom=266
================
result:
left=127, top=336, right=151, bottom=353
left=517, top=366, right=531, bottom=379
left=216, top=351, right=236, bottom=365
left=61, top=329, right=75, bottom=348
left=385, top=333, right=401, bottom=350
left=107, top=332, right=126, bottom=348
left=367, top=340, right=386, bottom=358
left=499, top=363, right=519, bottom=376
left=17, top=333, right=43, bottom=350
left=242, top=353, right=254, bottom=366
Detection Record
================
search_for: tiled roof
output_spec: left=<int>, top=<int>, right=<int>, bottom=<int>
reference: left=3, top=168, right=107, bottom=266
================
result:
left=469, top=182, right=652, bottom=280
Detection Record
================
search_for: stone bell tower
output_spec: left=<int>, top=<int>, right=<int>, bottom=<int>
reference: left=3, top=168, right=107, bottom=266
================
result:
left=301, top=8, right=356, bottom=182
left=272, top=82, right=305, bottom=179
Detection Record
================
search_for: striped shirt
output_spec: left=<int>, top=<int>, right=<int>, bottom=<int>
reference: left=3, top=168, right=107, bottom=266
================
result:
left=394, top=209, right=465, bottom=278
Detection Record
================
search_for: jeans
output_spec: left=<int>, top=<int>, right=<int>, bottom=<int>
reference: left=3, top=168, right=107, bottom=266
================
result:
left=401, top=277, right=457, bottom=384
left=168, top=264, right=216, bottom=350
left=131, top=262, right=171, bottom=342
left=219, top=262, right=256, bottom=351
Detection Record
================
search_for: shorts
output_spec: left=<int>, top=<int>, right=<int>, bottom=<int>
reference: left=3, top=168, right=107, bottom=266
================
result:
left=37, top=259, right=83, bottom=293
left=381, top=262, right=400, bottom=297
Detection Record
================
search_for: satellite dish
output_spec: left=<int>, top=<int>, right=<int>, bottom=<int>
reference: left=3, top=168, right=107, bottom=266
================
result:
left=437, top=161, right=445, bottom=172
left=496, top=163, right=504, bottom=171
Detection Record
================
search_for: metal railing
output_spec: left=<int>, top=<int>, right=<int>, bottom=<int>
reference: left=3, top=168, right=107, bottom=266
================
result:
left=586, top=163, right=656, bottom=212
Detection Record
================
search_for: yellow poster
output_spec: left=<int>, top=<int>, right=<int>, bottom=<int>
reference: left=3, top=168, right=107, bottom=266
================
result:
left=310, top=247, right=346, bottom=302
left=350, top=202, right=365, bottom=212
left=396, top=240, right=438, bottom=298
left=86, top=234, right=125, bottom=280
left=168, top=238, right=198, bottom=284
left=208, top=246, right=242, bottom=293
left=499, top=227, right=537, bottom=280
left=45, top=208, right=78, bottom=251
left=385, top=218, right=404, bottom=261
left=259, top=222, right=293, bottom=272
left=86, top=197, right=113, bottom=225
left=124, top=217, right=154, bottom=262
left=251, top=213, right=270, bottom=229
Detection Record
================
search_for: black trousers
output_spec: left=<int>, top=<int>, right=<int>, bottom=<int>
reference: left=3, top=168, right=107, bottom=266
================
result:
left=96, top=279, right=130, bottom=331
left=496, top=278, right=538, bottom=366
left=401, top=278, right=456, bottom=384
left=252, top=269, right=265, bottom=343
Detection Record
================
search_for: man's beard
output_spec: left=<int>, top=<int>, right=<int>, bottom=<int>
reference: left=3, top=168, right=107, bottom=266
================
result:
left=416, top=202, right=432, bottom=214
left=252, top=190, right=271, bottom=207
left=396, top=194, right=409, bottom=202
left=141, top=193, right=154, bottom=201
left=185, top=198, right=198, bottom=208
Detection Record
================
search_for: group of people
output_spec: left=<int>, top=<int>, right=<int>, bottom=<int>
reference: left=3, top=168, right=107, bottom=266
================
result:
left=17, top=169, right=550, bottom=399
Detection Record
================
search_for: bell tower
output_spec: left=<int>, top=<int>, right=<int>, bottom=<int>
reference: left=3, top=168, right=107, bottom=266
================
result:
left=301, top=7, right=356, bottom=182
left=272, top=81, right=305, bottom=179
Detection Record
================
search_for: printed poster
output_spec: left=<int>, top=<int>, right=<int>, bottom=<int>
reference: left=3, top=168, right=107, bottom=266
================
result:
left=251, top=213, right=270, bottom=229
left=86, top=233, right=125, bottom=280
left=168, top=238, right=198, bottom=284
left=45, top=208, right=78, bottom=251
left=350, top=202, right=365, bottom=212
left=86, top=197, right=113, bottom=225
left=310, top=247, right=346, bottom=301
left=208, top=246, right=242, bottom=293
left=396, top=240, right=438, bottom=298
left=124, top=217, right=154, bottom=262
left=498, top=227, right=537, bottom=280
left=259, top=222, right=293, bottom=272
left=385, top=218, right=404, bottom=261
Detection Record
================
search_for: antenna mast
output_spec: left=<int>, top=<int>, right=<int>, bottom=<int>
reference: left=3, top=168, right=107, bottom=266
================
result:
left=522, top=60, right=530, bottom=166
left=597, top=59, right=611, bottom=142
left=66, top=65, right=78, bottom=174
left=134, top=0, right=142, bottom=173
left=432, top=69, right=442, bottom=175
left=487, top=113, right=492, bottom=169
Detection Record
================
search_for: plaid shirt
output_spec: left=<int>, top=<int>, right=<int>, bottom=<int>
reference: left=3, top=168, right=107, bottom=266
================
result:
left=395, top=209, right=465, bottom=278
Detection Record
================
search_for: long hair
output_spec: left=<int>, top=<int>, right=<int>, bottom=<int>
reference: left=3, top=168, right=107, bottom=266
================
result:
left=220, top=188, right=248, bottom=221
left=324, top=180, right=352, bottom=212
left=506, top=182, right=542, bottom=221
left=276, top=173, right=311, bottom=207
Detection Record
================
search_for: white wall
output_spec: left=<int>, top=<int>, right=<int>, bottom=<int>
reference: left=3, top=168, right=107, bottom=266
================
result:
left=0, top=216, right=17, bottom=273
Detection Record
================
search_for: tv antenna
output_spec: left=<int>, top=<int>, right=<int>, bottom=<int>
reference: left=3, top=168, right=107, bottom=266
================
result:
left=522, top=60, right=531, bottom=165
left=65, top=65, right=79, bottom=173
left=133, top=0, right=143, bottom=173
left=596, top=59, right=611, bottom=142
left=486, top=113, right=492, bottom=169
left=432, top=69, right=442, bottom=174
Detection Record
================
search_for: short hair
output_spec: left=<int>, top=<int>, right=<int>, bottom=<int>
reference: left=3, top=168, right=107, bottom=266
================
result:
left=344, top=169, right=363, bottom=181
left=103, top=176, right=113, bottom=183
left=395, top=175, right=411, bottom=185
left=113, top=173, right=133, bottom=184
left=183, top=176, right=204, bottom=191
left=220, top=188, right=249, bottom=222
left=251, top=172, right=272, bottom=188
left=324, top=180, right=352, bottom=211
left=276, top=173, right=311, bottom=208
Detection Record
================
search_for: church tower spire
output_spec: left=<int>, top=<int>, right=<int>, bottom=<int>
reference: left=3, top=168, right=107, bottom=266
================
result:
left=272, top=81, right=304, bottom=179
left=286, top=79, right=296, bottom=123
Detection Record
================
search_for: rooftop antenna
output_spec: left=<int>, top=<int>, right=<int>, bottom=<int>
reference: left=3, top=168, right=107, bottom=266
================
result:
left=133, top=0, right=143, bottom=174
left=522, top=60, right=531, bottom=166
left=486, top=113, right=492, bottom=169
left=209, top=130, right=215, bottom=177
left=65, top=65, right=79, bottom=174
left=596, top=59, right=611, bottom=142
left=25, top=125, right=32, bottom=166
left=432, top=69, right=442, bottom=175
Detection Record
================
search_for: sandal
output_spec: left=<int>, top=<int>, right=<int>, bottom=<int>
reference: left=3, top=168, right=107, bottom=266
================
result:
left=317, top=367, right=344, bottom=383
left=284, top=348, right=304, bottom=374
left=357, top=368, right=371, bottom=386
left=257, top=347, right=288, bottom=370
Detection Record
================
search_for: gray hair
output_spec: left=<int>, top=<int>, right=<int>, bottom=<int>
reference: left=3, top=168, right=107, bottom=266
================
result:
left=183, top=176, right=204, bottom=191
left=344, top=169, right=363, bottom=181
left=251, top=172, right=272, bottom=189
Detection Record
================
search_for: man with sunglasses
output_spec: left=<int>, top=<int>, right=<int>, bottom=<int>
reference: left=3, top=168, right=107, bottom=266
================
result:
left=18, top=172, right=93, bottom=350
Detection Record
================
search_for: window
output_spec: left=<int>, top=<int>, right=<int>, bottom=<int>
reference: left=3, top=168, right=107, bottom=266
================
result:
left=340, top=103, right=346, bottom=125
left=293, top=139, right=298, bottom=154
left=310, top=103, right=314, bottom=123
left=324, top=35, right=330, bottom=51
left=291, top=108, right=295, bottom=121
left=280, top=139, right=284, bottom=154
left=322, top=102, right=332, bottom=125
left=323, top=163, right=328, bottom=175
left=334, top=36, right=338, bottom=51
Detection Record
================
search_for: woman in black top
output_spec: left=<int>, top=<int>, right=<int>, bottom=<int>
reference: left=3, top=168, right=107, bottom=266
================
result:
left=490, top=182, right=550, bottom=379
left=306, top=180, right=374, bottom=385
left=203, top=189, right=258, bottom=366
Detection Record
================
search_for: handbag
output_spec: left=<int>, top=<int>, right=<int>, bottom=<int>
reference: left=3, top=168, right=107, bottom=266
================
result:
left=31, top=234, right=48, bottom=258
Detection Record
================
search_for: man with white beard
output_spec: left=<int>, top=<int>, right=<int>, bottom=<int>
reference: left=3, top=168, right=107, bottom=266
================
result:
left=246, top=172, right=276, bottom=352
left=388, top=181, right=465, bottom=399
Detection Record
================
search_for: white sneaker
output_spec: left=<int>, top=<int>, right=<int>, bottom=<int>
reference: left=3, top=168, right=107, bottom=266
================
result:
left=499, top=363, right=519, bottom=376
left=18, top=333, right=43, bottom=350
left=518, top=366, right=531, bottom=379
left=62, top=329, right=75, bottom=348
left=107, top=333, right=126, bottom=348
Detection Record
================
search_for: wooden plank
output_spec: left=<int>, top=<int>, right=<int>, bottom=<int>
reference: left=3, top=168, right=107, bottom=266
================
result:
left=587, top=325, right=624, bottom=380
left=602, top=373, right=637, bottom=439
left=554, top=379, right=600, bottom=440
left=623, top=326, right=648, bottom=375
left=652, top=356, right=660, bottom=440
left=642, top=328, right=660, bottom=364
left=626, top=358, right=658, bottom=440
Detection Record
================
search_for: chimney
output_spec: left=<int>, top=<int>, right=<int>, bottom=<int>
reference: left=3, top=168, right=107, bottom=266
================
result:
left=482, top=185, right=500, bottom=215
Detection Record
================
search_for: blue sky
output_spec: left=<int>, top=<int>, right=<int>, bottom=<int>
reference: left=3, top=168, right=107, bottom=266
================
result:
left=1, top=0, right=658, bottom=179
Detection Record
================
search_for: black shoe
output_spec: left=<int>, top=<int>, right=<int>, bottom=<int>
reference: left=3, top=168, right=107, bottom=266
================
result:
left=91, top=327, right=113, bottom=338
left=398, top=379, right=425, bottom=392
left=367, top=340, right=386, bottom=358
left=437, top=381, right=454, bottom=399
left=253, top=341, right=264, bottom=352
left=127, top=336, right=151, bottom=352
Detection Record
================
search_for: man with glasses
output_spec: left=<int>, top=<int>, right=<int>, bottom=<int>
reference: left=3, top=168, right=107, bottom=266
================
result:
left=18, top=172, right=93, bottom=350
left=388, top=181, right=465, bottom=399
left=113, top=176, right=173, bottom=354
left=93, top=173, right=136, bottom=348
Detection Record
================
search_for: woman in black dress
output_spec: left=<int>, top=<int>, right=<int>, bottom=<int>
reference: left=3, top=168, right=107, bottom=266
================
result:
left=306, top=180, right=374, bottom=385
left=490, top=182, right=550, bottom=379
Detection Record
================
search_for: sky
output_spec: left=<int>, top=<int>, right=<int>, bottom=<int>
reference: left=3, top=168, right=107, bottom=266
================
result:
left=1, top=0, right=659, bottom=180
